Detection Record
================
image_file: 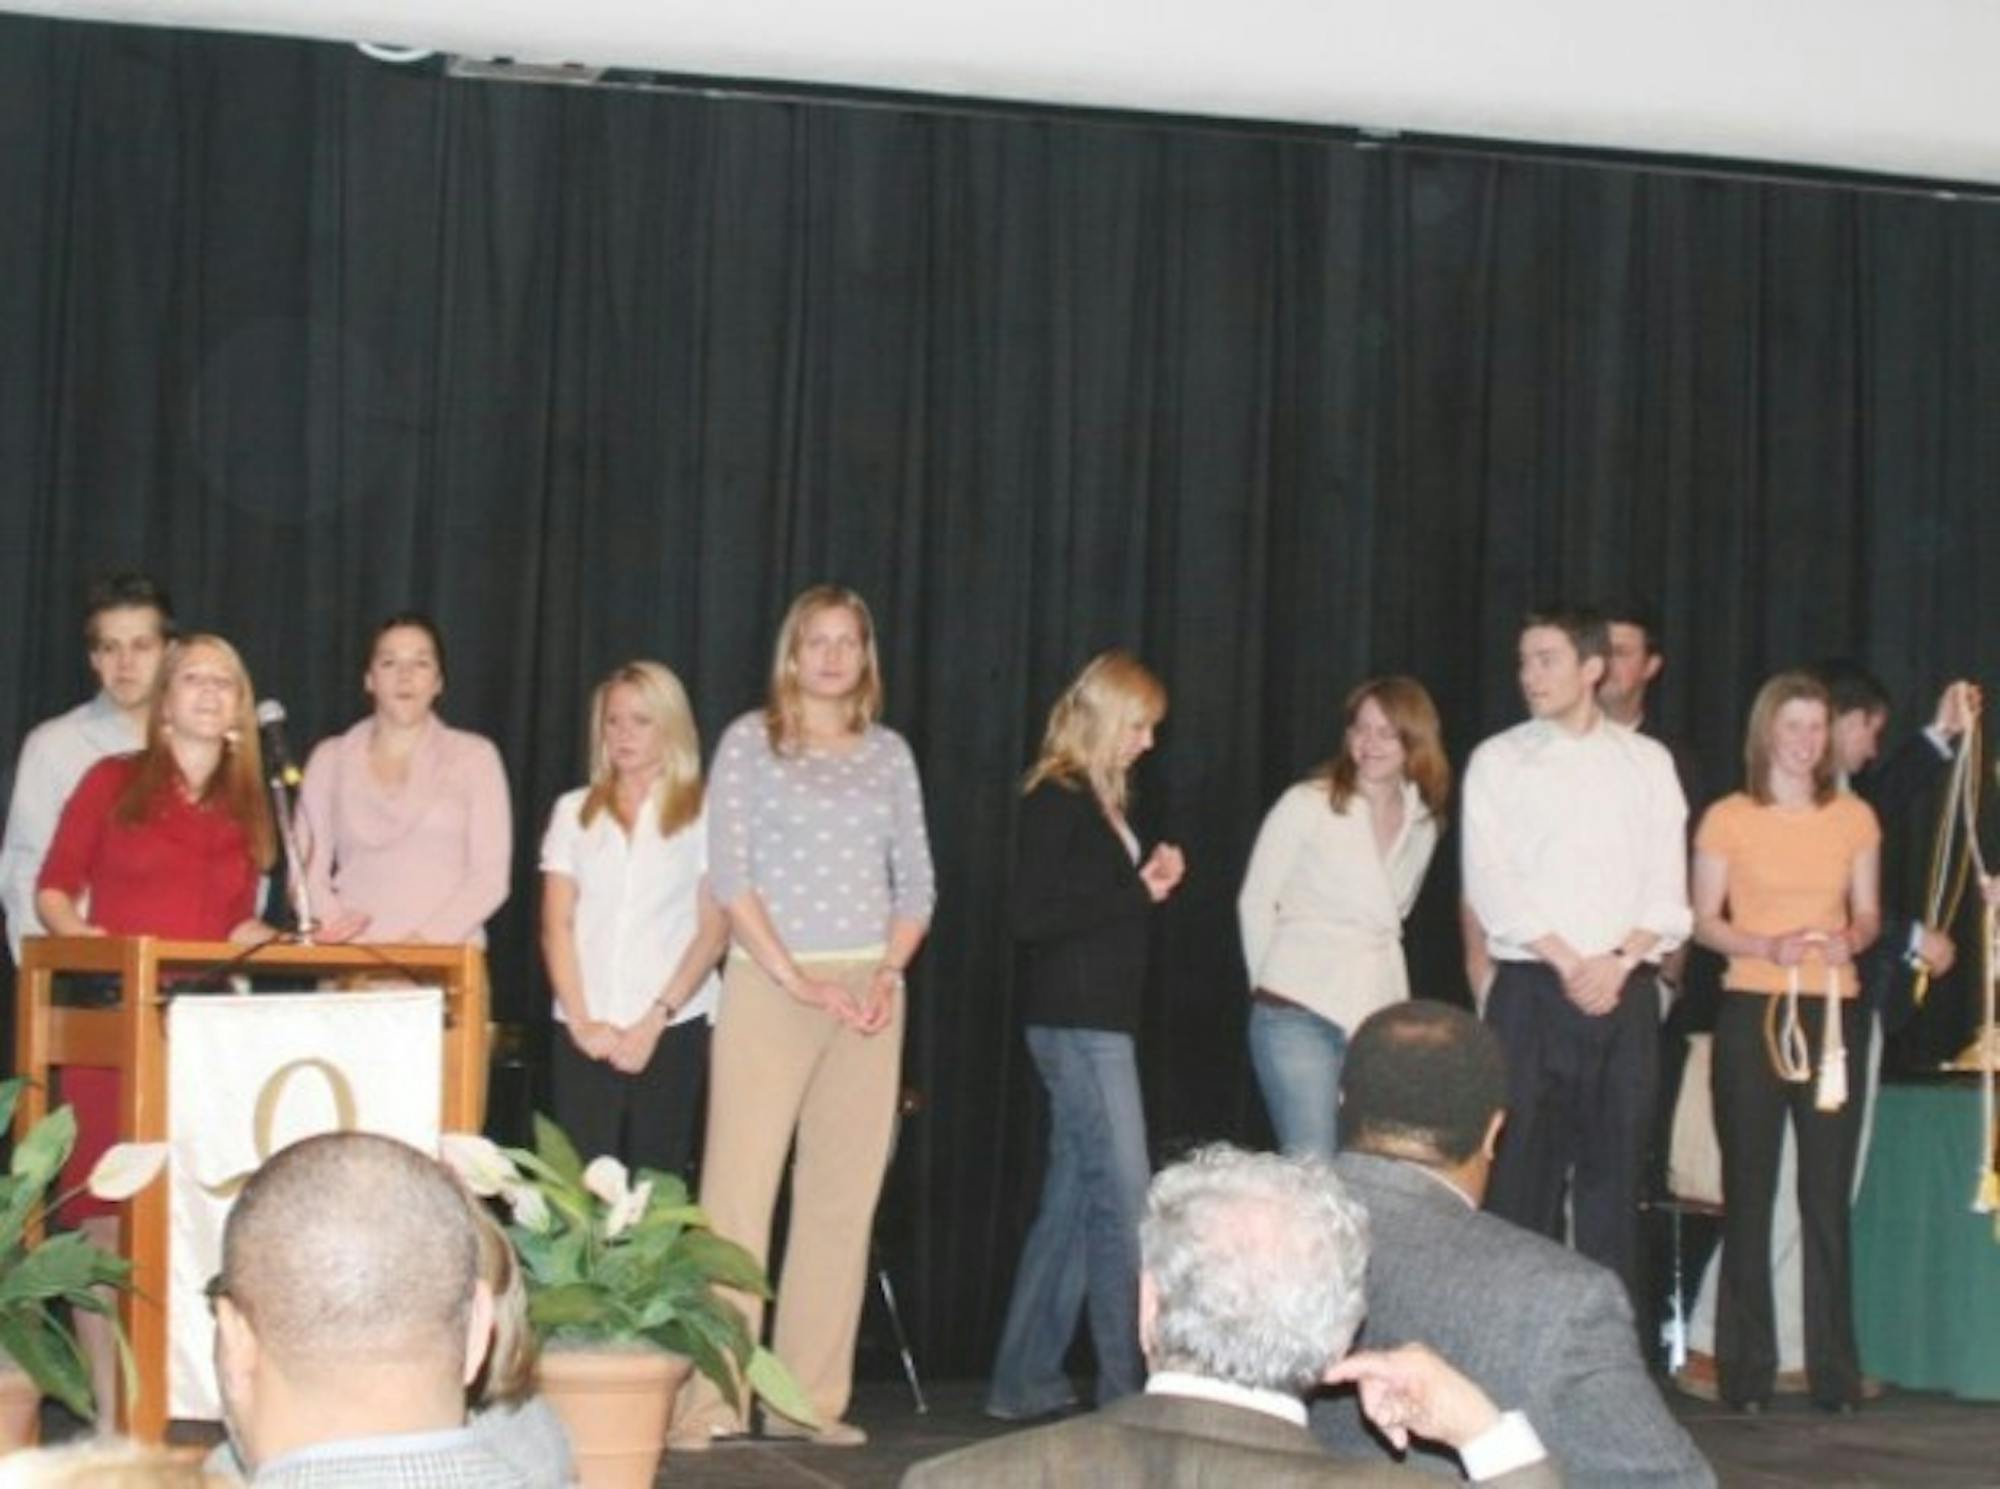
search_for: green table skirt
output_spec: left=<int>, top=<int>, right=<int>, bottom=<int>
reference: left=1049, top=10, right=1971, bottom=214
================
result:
left=1853, top=1082, right=2000, bottom=1400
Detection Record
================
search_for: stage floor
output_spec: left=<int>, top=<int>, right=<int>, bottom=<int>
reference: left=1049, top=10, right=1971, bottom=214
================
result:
left=664, top=1378, right=2000, bottom=1488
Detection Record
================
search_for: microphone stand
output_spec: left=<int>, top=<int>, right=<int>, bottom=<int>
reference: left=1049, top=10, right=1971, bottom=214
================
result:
left=267, top=764, right=320, bottom=945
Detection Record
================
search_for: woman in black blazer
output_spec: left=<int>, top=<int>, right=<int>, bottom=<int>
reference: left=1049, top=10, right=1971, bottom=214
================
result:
left=986, top=650, right=1186, bottom=1420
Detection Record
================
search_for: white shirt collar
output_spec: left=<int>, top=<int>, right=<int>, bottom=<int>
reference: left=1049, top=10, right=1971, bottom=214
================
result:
left=1146, top=1370, right=1307, bottom=1426
left=1408, top=1159, right=1479, bottom=1210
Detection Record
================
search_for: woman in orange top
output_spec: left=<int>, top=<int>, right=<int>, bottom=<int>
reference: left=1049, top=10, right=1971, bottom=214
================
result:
left=1692, top=671, right=1880, bottom=1414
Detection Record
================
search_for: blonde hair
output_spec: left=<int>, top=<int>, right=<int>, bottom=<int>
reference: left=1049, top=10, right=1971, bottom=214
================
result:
left=1023, top=650, right=1167, bottom=813
left=468, top=1195, right=536, bottom=1408
left=116, top=634, right=275, bottom=869
left=0, top=1439, right=226, bottom=1488
left=1743, top=670, right=1837, bottom=806
left=1324, top=676, right=1452, bottom=823
left=763, top=585, right=883, bottom=752
left=578, top=661, right=703, bottom=838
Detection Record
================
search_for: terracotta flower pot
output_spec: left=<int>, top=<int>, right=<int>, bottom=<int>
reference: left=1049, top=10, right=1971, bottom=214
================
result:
left=538, top=1348, right=691, bottom=1489
left=0, top=1364, right=39, bottom=1452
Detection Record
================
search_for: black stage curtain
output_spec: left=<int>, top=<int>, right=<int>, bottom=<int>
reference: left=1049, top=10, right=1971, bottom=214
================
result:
left=2, top=17, right=1997, bottom=1375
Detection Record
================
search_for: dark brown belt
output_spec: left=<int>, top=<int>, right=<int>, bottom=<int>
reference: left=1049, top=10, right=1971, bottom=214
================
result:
left=1250, top=987, right=1306, bottom=1010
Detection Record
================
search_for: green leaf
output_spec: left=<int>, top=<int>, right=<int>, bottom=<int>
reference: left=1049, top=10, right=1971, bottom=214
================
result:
left=516, top=1225, right=587, bottom=1288
left=531, top=1115, right=584, bottom=1187
left=633, top=1169, right=690, bottom=1209
left=541, top=1185, right=595, bottom=1237
left=501, top=1149, right=584, bottom=1204
left=674, top=1297, right=755, bottom=1370
left=746, top=1346, right=818, bottom=1428
left=0, top=1187, right=38, bottom=1252
left=631, top=1204, right=703, bottom=1236
left=0, top=1077, right=22, bottom=1134
left=10, top=1106, right=76, bottom=1191
left=0, top=1305, right=93, bottom=1418
left=668, top=1326, right=740, bottom=1414
left=671, top=1230, right=773, bottom=1297
left=0, top=1232, right=124, bottom=1307
left=528, top=1284, right=614, bottom=1332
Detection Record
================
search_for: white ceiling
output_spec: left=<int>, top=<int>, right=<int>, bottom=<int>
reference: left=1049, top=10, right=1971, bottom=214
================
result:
left=10, top=0, right=1997, bottom=187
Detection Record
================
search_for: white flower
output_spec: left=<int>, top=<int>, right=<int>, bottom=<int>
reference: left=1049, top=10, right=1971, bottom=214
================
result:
left=85, top=1143, right=169, bottom=1201
left=582, top=1155, right=630, bottom=1207
left=604, top=1179, right=653, bottom=1240
left=439, top=1134, right=516, bottom=1197
left=503, top=1181, right=552, bottom=1233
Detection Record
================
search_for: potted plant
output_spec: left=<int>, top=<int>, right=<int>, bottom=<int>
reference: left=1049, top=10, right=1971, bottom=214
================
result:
left=0, top=1075, right=168, bottom=1446
left=443, top=1117, right=815, bottom=1489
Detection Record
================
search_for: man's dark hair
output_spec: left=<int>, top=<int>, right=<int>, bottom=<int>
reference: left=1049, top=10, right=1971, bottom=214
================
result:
left=82, top=571, right=176, bottom=647
left=1339, top=1001, right=1507, bottom=1165
left=1810, top=658, right=1891, bottom=719
left=1521, top=605, right=1610, bottom=668
left=1601, top=599, right=1662, bottom=657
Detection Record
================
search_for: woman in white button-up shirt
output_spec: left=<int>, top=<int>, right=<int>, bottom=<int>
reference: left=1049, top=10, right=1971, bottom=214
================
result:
left=1238, top=677, right=1451, bottom=1160
left=540, top=660, right=728, bottom=1180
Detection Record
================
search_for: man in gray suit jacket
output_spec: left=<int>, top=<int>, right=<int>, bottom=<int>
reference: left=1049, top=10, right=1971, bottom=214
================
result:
left=1313, top=1002, right=1713, bottom=1489
left=908, top=1145, right=1560, bottom=1487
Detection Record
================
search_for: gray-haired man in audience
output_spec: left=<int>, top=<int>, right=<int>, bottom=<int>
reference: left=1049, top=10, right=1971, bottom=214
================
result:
left=908, top=1144, right=1558, bottom=1487
left=211, top=1131, right=530, bottom=1487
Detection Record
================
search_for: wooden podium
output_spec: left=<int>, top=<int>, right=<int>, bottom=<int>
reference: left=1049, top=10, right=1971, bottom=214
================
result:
left=11, top=935, right=490, bottom=1442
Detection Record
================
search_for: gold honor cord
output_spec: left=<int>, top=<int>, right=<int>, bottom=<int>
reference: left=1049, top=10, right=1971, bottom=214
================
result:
left=1762, top=945, right=1847, bottom=1109
left=1914, top=708, right=1987, bottom=1009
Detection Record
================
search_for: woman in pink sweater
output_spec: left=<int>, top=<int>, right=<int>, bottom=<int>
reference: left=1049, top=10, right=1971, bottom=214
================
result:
left=298, top=614, right=512, bottom=944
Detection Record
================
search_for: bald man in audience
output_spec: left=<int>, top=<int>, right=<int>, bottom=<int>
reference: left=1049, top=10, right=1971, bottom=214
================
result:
left=210, top=1131, right=531, bottom=1487
left=1313, top=1002, right=1711, bottom=1488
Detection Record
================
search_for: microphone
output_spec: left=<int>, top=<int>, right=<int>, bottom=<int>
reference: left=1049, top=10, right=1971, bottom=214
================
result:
left=255, top=698, right=303, bottom=788
left=255, top=698, right=318, bottom=938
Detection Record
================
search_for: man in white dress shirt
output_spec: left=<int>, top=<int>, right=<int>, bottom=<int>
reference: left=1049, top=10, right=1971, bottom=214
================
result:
left=0, top=572, right=175, bottom=961
left=1461, top=606, right=1691, bottom=1307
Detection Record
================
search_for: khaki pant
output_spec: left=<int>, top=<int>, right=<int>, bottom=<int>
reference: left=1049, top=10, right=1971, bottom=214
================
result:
left=676, top=955, right=903, bottom=1432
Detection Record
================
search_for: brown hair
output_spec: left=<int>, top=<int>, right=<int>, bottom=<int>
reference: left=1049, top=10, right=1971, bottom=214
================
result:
left=763, top=585, right=883, bottom=753
left=82, top=570, right=176, bottom=649
left=1323, top=676, right=1451, bottom=822
left=1022, top=650, right=1167, bottom=814
left=1521, top=605, right=1611, bottom=668
left=114, top=635, right=275, bottom=869
left=1742, top=670, right=1837, bottom=806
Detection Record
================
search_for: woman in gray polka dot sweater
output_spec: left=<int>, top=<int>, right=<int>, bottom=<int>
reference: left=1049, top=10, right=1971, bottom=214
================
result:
left=673, top=584, right=936, bottom=1450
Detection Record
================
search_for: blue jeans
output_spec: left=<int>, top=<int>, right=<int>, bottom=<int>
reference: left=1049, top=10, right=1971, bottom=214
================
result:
left=1247, top=998, right=1347, bottom=1162
left=986, top=1026, right=1150, bottom=1416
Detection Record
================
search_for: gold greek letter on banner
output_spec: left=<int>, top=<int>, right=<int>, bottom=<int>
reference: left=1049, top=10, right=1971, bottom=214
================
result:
left=198, top=1058, right=360, bottom=1198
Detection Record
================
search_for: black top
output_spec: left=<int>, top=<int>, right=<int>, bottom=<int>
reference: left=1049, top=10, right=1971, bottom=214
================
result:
left=1010, top=778, right=1155, bottom=1032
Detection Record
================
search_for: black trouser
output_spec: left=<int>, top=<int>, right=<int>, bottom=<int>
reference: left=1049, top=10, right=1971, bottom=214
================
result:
left=1712, top=989, right=1864, bottom=1408
left=1484, top=961, right=1657, bottom=1309
left=549, top=1017, right=712, bottom=1184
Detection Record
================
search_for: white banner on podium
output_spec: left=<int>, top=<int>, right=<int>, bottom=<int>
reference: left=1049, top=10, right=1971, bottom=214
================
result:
left=166, top=989, right=444, bottom=1420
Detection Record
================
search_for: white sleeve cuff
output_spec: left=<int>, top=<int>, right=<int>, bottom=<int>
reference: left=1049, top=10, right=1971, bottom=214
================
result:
left=1924, top=724, right=1953, bottom=758
left=1459, top=1409, right=1548, bottom=1482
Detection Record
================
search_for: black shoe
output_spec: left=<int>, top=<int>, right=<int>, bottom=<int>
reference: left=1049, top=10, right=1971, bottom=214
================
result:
left=1723, top=1397, right=1768, bottom=1415
left=1814, top=1397, right=1860, bottom=1416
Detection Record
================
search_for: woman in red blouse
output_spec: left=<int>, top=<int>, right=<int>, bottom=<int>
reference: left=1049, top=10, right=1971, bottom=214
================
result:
left=37, top=634, right=278, bottom=1192
left=34, top=632, right=277, bottom=1421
